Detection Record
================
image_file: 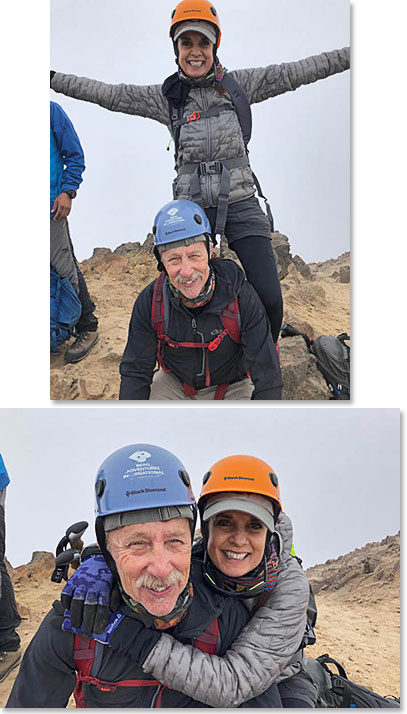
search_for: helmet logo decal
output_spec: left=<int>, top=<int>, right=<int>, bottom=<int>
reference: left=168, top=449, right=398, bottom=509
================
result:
left=167, top=208, right=179, bottom=216
left=124, top=451, right=165, bottom=480
left=129, top=450, right=151, bottom=463
left=223, top=476, right=255, bottom=481
left=126, top=487, right=167, bottom=497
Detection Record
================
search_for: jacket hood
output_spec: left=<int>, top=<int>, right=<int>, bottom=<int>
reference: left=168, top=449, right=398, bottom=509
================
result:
left=275, top=512, right=294, bottom=572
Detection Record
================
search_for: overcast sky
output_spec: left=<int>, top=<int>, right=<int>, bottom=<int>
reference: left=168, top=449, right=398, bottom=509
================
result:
left=1, top=408, right=399, bottom=569
left=50, top=0, right=350, bottom=263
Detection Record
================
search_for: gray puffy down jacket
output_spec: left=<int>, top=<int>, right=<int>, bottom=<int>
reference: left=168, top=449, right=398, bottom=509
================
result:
left=51, top=48, right=349, bottom=208
left=139, top=512, right=311, bottom=708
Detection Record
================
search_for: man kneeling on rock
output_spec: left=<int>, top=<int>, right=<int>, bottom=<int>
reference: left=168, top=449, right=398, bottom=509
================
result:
left=119, top=200, right=282, bottom=400
left=6, top=444, right=282, bottom=708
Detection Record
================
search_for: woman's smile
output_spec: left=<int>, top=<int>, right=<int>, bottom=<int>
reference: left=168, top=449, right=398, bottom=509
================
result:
left=208, top=511, right=267, bottom=577
left=178, top=31, right=213, bottom=78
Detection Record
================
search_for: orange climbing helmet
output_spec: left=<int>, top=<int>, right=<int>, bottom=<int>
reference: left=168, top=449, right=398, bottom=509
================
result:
left=170, top=0, right=222, bottom=48
left=198, top=454, right=282, bottom=529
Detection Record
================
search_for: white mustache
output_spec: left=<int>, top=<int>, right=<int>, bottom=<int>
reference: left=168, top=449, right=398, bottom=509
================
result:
left=175, top=271, right=203, bottom=286
left=135, top=569, right=184, bottom=591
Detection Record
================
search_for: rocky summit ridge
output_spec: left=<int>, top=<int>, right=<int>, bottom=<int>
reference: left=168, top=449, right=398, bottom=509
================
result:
left=50, top=231, right=350, bottom=400
left=306, top=533, right=400, bottom=605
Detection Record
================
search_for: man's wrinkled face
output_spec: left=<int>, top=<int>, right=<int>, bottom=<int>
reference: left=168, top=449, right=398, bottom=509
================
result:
left=107, top=519, right=191, bottom=616
left=161, top=241, right=211, bottom=300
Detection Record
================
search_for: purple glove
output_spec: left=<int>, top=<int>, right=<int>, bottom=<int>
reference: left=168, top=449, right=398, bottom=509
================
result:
left=62, top=607, right=126, bottom=644
left=61, top=554, right=121, bottom=634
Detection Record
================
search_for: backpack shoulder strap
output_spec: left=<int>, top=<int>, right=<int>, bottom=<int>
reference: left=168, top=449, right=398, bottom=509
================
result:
left=221, top=298, right=241, bottom=344
left=73, top=634, right=96, bottom=676
left=317, top=653, right=348, bottom=679
left=222, top=74, right=252, bottom=148
left=168, top=100, right=183, bottom=168
left=195, top=618, right=220, bottom=655
left=151, top=272, right=166, bottom=337
left=73, top=634, right=96, bottom=707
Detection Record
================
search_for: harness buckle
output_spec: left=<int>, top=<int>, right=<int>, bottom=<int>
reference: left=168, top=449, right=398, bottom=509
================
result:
left=199, top=161, right=222, bottom=176
left=208, top=329, right=227, bottom=351
left=187, top=110, right=200, bottom=122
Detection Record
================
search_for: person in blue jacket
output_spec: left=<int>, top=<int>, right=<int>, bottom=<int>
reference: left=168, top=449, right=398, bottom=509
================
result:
left=50, top=101, right=99, bottom=363
left=0, top=454, right=21, bottom=683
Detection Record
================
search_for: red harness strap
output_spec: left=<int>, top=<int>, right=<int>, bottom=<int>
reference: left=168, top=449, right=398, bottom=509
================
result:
left=151, top=273, right=241, bottom=399
left=193, top=617, right=220, bottom=654
left=73, top=618, right=220, bottom=707
left=73, top=635, right=96, bottom=708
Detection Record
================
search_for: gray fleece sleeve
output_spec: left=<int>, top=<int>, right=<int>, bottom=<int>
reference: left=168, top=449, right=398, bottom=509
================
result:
left=231, top=47, right=350, bottom=104
left=142, top=556, right=310, bottom=707
left=51, top=73, right=170, bottom=126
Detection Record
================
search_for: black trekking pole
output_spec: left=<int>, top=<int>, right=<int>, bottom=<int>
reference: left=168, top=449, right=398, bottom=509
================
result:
left=51, top=521, right=88, bottom=583
left=280, top=322, right=313, bottom=349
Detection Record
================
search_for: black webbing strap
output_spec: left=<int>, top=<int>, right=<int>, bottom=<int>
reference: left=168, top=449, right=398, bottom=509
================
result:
left=178, top=157, right=250, bottom=176
left=317, top=654, right=348, bottom=679
left=251, top=170, right=274, bottom=232
left=183, top=157, right=249, bottom=237
left=172, top=105, right=230, bottom=128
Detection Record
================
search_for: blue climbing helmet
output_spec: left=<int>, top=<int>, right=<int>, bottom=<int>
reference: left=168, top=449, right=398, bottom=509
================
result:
left=95, top=444, right=197, bottom=574
left=152, top=199, right=212, bottom=266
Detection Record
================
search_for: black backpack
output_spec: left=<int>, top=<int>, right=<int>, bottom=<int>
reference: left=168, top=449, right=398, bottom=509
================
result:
left=280, top=323, right=350, bottom=399
left=304, top=654, right=400, bottom=708
left=311, top=333, right=350, bottom=399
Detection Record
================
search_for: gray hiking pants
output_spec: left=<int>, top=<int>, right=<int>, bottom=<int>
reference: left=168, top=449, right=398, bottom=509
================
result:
left=50, top=218, right=79, bottom=293
left=50, top=219, right=98, bottom=333
left=0, top=489, right=21, bottom=651
left=150, top=369, right=253, bottom=400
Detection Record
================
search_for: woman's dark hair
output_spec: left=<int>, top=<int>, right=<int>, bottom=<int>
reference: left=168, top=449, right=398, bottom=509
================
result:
left=215, top=82, right=227, bottom=96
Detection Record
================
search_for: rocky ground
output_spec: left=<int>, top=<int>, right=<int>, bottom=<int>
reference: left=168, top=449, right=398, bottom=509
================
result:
left=305, top=533, right=400, bottom=699
left=50, top=232, right=350, bottom=400
left=1, top=533, right=398, bottom=706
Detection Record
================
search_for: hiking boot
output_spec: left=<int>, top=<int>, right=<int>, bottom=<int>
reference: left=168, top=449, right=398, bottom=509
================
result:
left=0, top=648, right=21, bottom=683
left=64, top=331, right=99, bottom=364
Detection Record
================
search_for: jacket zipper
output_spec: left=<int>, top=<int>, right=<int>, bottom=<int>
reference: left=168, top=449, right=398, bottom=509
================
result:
left=191, top=317, right=206, bottom=378
left=200, top=88, right=212, bottom=206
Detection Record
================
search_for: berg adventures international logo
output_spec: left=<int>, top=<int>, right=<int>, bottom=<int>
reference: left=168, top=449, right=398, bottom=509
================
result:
left=129, top=450, right=152, bottom=463
left=167, top=208, right=179, bottom=216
